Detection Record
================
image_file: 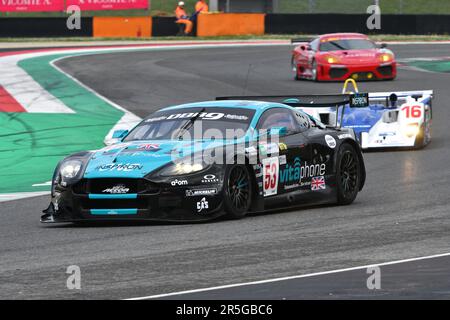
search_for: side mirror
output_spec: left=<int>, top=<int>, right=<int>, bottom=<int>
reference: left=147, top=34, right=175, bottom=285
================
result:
left=300, top=45, right=306, bottom=51
left=112, top=129, right=128, bottom=139
left=104, top=130, right=129, bottom=146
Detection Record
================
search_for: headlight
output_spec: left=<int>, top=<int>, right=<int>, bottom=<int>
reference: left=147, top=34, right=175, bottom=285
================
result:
left=326, top=56, right=339, bottom=64
left=60, top=160, right=82, bottom=179
left=159, top=154, right=209, bottom=176
left=380, top=53, right=393, bottom=63
left=402, top=123, right=420, bottom=138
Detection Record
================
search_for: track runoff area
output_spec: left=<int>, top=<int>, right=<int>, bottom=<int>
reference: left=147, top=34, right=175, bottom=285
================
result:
left=1, top=41, right=450, bottom=304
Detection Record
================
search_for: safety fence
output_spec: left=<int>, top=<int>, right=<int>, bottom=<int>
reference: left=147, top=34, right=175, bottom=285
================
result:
left=1, top=13, right=450, bottom=38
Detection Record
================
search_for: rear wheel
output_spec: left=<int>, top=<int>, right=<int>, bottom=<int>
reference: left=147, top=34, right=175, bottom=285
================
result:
left=336, top=144, right=360, bottom=205
left=223, top=165, right=252, bottom=219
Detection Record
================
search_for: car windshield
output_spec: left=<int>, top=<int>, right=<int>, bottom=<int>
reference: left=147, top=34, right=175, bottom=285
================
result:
left=123, top=107, right=255, bottom=141
left=320, top=39, right=376, bottom=52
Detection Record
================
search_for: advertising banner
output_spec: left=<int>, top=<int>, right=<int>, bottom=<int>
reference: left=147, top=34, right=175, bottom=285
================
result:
left=0, top=0, right=64, bottom=12
left=66, top=0, right=148, bottom=11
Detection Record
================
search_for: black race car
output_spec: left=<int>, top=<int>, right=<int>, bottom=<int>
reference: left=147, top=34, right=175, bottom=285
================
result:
left=42, top=95, right=366, bottom=223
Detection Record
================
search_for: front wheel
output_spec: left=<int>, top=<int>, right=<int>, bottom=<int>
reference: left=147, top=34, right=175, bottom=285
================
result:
left=223, top=165, right=252, bottom=219
left=291, top=57, right=300, bottom=81
left=311, top=60, right=318, bottom=82
left=336, top=144, right=361, bottom=205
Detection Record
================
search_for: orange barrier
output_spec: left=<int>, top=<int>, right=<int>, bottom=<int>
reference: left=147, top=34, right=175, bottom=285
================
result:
left=93, top=17, right=152, bottom=38
left=197, top=13, right=265, bottom=37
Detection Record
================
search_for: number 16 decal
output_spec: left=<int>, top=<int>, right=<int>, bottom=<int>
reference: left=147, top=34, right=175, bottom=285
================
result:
left=402, top=105, right=422, bottom=118
left=263, top=157, right=279, bottom=197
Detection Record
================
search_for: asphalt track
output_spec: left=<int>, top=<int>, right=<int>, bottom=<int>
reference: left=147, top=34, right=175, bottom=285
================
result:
left=1, top=44, right=450, bottom=299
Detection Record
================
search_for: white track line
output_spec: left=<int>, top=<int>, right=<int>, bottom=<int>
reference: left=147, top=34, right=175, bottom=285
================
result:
left=126, top=252, right=450, bottom=300
left=0, top=191, right=50, bottom=202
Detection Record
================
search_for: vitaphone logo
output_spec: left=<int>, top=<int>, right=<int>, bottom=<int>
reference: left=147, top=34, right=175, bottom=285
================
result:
left=280, top=157, right=327, bottom=184
left=280, top=157, right=301, bottom=183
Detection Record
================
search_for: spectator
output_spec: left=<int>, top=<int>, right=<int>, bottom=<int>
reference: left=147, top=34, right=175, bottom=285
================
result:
left=175, top=1, right=193, bottom=35
left=195, top=0, right=209, bottom=13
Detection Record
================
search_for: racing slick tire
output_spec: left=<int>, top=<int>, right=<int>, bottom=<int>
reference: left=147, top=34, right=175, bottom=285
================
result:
left=336, top=143, right=361, bottom=205
left=223, top=164, right=253, bottom=219
left=291, top=57, right=301, bottom=81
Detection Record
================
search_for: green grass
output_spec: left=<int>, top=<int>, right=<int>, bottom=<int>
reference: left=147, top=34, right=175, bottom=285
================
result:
left=1, top=34, right=450, bottom=43
left=1, top=0, right=450, bottom=17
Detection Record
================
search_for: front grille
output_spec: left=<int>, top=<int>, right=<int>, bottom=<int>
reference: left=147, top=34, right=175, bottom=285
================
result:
left=377, top=65, right=393, bottom=76
left=73, top=178, right=160, bottom=195
left=350, top=72, right=377, bottom=81
left=329, top=67, right=348, bottom=79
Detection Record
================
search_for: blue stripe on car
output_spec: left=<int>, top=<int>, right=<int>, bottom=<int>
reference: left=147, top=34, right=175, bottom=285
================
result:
left=90, top=209, right=138, bottom=215
left=88, top=194, right=138, bottom=199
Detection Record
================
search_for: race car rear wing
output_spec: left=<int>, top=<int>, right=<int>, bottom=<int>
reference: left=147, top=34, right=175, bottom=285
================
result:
left=291, top=38, right=314, bottom=45
left=216, top=93, right=369, bottom=128
left=216, top=93, right=368, bottom=108
left=342, top=79, right=433, bottom=105
left=368, top=90, right=434, bottom=106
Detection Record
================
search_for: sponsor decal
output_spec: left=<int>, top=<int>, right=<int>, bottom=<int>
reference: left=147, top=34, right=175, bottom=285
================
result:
left=262, top=157, right=279, bottom=197
left=280, top=157, right=301, bottom=184
left=102, top=184, right=130, bottom=194
left=0, top=0, right=64, bottom=12
left=311, top=176, right=326, bottom=191
left=279, top=157, right=326, bottom=189
left=379, top=132, right=396, bottom=137
left=196, top=197, right=209, bottom=212
left=278, top=143, right=288, bottom=151
left=138, top=143, right=161, bottom=151
left=202, top=174, right=219, bottom=184
left=186, top=188, right=217, bottom=197
left=301, top=161, right=326, bottom=179
left=338, top=133, right=353, bottom=140
left=300, top=181, right=311, bottom=187
left=260, top=143, right=279, bottom=156
left=96, top=163, right=143, bottom=172
left=225, top=114, right=248, bottom=121
left=279, top=155, right=287, bottom=165
left=146, top=112, right=225, bottom=122
left=66, top=0, right=148, bottom=11
left=325, top=135, right=337, bottom=149
left=171, top=179, right=188, bottom=186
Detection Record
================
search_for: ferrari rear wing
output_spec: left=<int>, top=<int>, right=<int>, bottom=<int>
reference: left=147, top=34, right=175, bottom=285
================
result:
left=291, top=38, right=314, bottom=44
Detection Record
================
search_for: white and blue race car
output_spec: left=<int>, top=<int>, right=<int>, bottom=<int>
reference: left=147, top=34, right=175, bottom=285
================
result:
left=298, top=82, right=433, bottom=150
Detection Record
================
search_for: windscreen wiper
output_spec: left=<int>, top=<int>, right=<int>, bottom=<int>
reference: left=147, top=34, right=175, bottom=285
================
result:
left=177, top=107, right=206, bottom=140
left=328, top=41, right=347, bottom=51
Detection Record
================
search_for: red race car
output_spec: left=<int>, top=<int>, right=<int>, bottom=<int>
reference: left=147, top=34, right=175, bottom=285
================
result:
left=291, top=33, right=397, bottom=82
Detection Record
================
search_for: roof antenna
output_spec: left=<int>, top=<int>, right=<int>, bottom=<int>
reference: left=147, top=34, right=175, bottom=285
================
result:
left=242, top=64, right=252, bottom=95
